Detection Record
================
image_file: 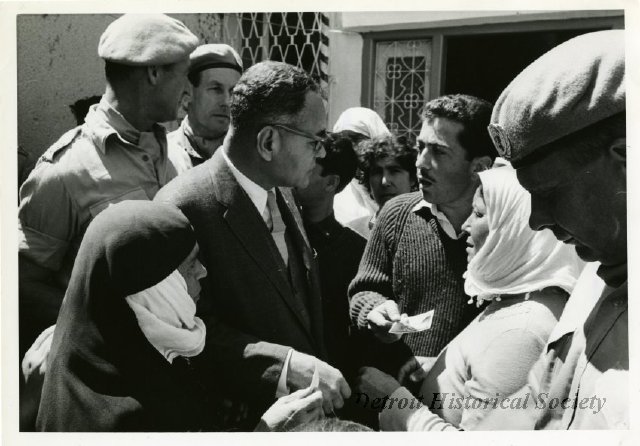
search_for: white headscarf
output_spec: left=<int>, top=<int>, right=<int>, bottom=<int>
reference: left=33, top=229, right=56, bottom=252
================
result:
left=126, top=269, right=206, bottom=363
left=333, top=107, right=390, bottom=225
left=332, top=107, right=391, bottom=139
left=464, top=166, right=583, bottom=304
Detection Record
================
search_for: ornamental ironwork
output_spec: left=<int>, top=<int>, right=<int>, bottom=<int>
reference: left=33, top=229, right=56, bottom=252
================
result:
left=373, top=39, right=432, bottom=141
left=222, top=13, right=329, bottom=91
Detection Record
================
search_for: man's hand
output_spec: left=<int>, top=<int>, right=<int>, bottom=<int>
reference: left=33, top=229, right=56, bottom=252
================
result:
left=287, top=351, right=351, bottom=415
left=397, top=356, right=438, bottom=387
left=366, top=300, right=403, bottom=343
left=355, top=366, right=402, bottom=406
left=255, top=386, right=324, bottom=431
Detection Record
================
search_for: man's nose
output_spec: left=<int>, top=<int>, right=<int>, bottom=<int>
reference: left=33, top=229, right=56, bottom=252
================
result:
left=315, top=143, right=327, bottom=159
left=196, top=260, right=207, bottom=280
left=222, top=90, right=231, bottom=107
left=528, top=195, right=553, bottom=231
left=416, top=148, right=431, bottom=169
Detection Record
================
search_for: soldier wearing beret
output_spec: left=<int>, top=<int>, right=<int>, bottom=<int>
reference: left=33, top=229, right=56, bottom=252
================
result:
left=18, top=14, right=199, bottom=358
left=374, top=30, right=627, bottom=431
left=486, top=29, right=627, bottom=430
left=168, top=44, right=243, bottom=167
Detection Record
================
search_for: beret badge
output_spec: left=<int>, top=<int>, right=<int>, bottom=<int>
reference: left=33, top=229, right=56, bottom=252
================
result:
left=487, top=123, right=512, bottom=160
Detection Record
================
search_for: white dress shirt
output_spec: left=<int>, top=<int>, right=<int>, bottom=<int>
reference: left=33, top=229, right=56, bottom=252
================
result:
left=221, top=149, right=293, bottom=397
left=411, top=199, right=465, bottom=240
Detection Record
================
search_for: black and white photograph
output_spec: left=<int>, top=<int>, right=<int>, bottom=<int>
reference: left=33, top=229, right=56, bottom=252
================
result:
left=1, top=1, right=637, bottom=445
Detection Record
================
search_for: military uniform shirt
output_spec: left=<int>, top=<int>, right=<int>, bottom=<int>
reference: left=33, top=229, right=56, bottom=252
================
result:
left=18, top=97, right=190, bottom=282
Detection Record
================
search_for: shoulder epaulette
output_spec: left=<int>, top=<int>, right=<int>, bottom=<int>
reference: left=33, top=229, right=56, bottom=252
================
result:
left=39, top=126, right=83, bottom=163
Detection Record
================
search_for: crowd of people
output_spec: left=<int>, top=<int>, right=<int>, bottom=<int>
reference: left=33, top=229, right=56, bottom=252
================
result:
left=17, top=14, right=627, bottom=432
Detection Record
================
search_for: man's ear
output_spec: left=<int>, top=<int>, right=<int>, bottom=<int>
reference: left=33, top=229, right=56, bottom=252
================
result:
left=470, top=155, right=492, bottom=175
left=325, top=174, right=341, bottom=193
left=256, top=126, right=278, bottom=162
left=609, top=137, right=626, bottom=164
left=146, top=65, right=161, bottom=86
left=182, top=83, right=194, bottom=108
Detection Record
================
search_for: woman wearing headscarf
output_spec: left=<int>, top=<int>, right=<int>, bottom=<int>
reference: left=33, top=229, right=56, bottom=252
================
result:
left=36, top=201, right=211, bottom=431
left=355, top=166, right=584, bottom=431
left=332, top=107, right=390, bottom=227
left=36, top=200, right=323, bottom=432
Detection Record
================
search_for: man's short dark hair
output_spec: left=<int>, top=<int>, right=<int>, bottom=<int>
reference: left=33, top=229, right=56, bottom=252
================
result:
left=422, top=94, right=497, bottom=161
left=104, top=61, right=139, bottom=85
left=229, top=61, right=321, bottom=139
left=317, top=134, right=358, bottom=193
left=358, top=134, right=418, bottom=192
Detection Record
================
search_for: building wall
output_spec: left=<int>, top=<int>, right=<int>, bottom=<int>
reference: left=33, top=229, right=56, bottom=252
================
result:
left=17, top=13, right=221, bottom=160
left=326, top=10, right=623, bottom=128
left=326, top=28, right=363, bottom=128
left=17, top=11, right=624, bottom=160
left=339, top=10, right=623, bottom=31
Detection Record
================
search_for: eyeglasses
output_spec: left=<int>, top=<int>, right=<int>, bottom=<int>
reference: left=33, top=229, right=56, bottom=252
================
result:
left=266, top=123, right=327, bottom=155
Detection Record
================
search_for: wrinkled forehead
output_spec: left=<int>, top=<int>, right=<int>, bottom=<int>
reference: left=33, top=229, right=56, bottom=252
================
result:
left=198, top=67, right=241, bottom=87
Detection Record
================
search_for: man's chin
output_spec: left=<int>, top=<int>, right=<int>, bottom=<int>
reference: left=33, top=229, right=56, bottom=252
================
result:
left=573, top=244, right=623, bottom=265
left=420, top=189, right=436, bottom=203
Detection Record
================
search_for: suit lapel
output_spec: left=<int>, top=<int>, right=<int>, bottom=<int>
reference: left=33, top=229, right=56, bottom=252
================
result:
left=208, top=151, right=314, bottom=339
left=278, top=188, right=313, bottom=271
left=277, top=188, right=326, bottom=356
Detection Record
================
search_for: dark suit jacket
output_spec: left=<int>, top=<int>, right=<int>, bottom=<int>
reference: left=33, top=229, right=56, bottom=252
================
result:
left=154, top=149, right=327, bottom=426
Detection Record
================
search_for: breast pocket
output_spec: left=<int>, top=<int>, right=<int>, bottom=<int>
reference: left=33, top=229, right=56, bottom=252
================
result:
left=89, top=187, right=149, bottom=218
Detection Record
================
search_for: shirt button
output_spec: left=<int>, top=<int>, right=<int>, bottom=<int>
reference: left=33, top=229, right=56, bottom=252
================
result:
left=142, top=154, right=149, bottom=162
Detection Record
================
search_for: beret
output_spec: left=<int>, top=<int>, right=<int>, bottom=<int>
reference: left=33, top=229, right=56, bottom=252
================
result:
left=98, top=14, right=199, bottom=66
left=189, top=44, right=243, bottom=75
left=489, top=30, right=625, bottom=166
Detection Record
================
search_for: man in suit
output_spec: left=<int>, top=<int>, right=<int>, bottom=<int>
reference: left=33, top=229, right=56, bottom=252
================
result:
left=155, top=61, right=351, bottom=430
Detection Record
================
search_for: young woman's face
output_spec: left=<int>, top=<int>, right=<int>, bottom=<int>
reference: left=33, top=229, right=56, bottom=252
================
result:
left=177, top=243, right=207, bottom=302
left=368, top=156, right=414, bottom=207
left=462, top=185, right=490, bottom=263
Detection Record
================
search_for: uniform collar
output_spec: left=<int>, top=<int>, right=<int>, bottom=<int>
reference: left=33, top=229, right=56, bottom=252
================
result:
left=84, top=97, right=166, bottom=154
left=181, top=116, right=222, bottom=160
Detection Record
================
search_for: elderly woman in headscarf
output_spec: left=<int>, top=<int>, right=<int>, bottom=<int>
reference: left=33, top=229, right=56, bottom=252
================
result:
left=332, top=107, right=390, bottom=228
left=355, top=166, right=584, bottom=431
left=35, top=201, right=322, bottom=432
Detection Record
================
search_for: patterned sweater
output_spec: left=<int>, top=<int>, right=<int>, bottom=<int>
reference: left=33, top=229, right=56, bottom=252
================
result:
left=349, top=192, right=481, bottom=357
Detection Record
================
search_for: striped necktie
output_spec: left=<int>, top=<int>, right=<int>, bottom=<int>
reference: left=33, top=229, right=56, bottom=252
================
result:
left=265, top=190, right=289, bottom=265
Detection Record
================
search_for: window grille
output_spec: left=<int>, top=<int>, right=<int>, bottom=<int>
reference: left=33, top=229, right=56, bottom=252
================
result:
left=222, top=12, right=329, bottom=90
left=373, top=40, right=432, bottom=141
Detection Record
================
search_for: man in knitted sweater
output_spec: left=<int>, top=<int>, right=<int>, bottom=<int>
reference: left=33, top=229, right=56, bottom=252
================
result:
left=349, top=95, right=497, bottom=373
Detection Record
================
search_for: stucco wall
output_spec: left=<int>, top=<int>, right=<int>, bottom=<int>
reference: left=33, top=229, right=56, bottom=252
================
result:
left=327, top=29, right=363, bottom=128
left=17, top=13, right=222, bottom=160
